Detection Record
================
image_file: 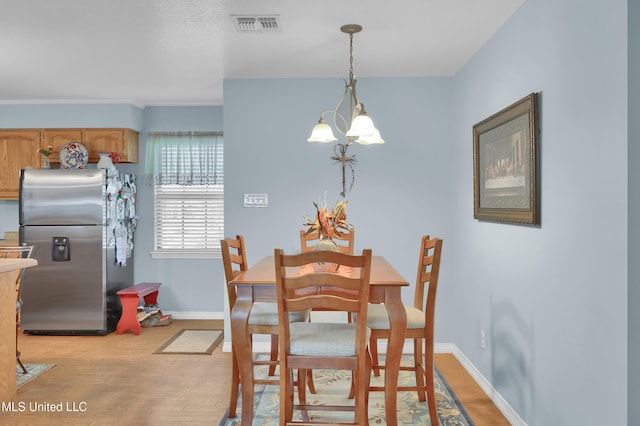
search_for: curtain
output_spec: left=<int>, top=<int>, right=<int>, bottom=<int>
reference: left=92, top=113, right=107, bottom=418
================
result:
left=145, top=131, right=223, bottom=186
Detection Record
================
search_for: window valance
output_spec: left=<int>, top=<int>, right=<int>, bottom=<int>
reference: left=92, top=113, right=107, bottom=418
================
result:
left=145, top=131, right=223, bottom=186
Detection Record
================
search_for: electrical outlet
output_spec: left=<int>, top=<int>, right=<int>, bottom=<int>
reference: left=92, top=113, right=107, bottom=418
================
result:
left=480, top=330, right=486, bottom=350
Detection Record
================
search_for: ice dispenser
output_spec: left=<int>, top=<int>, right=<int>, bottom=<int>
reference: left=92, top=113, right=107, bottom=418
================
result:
left=52, top=237, right=70, bottom=261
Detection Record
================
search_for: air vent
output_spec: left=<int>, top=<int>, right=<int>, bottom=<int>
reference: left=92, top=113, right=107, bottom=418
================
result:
left=231, top=15, right=282, bottom=32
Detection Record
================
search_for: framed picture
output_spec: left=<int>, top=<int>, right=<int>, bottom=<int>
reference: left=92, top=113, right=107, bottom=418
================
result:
left=473, top=92, right=539, bottom=225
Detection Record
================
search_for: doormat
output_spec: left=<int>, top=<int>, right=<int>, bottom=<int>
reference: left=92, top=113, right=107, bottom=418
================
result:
left=17, top=364, right=55, bottom=388
left=218, top=355, right=475, bottom=425
left=154, top=329, right=223, bottom=355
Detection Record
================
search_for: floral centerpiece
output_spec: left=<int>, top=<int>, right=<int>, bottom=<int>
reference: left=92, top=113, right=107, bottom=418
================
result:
left=37, top=145, right=54, bottom=157
left=303, top=197, right=352, bottom=241
left=37, top=145, right=54, bottom=169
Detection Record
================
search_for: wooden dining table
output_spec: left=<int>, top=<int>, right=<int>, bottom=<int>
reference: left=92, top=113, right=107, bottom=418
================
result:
left=229, top=254, right=408, bottom=426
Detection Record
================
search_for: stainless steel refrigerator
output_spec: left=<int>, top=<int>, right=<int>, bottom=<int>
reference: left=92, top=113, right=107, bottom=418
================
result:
left=19, top=168, right=137, bottom=335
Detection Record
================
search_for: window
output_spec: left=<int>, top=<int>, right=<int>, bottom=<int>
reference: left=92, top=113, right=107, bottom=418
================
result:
left=145, top=131, right=223, bottom=259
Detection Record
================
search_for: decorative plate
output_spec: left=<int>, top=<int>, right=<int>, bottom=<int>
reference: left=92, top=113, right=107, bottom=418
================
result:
left=59, top=142, right=89, bottom=169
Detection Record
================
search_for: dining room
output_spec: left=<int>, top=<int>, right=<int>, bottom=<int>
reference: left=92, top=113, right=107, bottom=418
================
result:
left=219, top=3, right=630, bottom=423
left=0, top=1, right=634, bottom=425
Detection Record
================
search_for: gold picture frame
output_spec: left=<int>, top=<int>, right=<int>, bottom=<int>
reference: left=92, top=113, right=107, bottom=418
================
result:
left=473, top=92, right=539, bottom=225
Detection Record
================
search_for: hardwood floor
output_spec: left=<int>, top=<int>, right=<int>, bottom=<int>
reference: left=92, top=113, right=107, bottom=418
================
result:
left=6, top=320, right=510, bottom=425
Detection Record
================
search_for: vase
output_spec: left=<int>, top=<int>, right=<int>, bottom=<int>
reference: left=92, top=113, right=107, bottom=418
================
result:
left=313, top=236, right=339, bottom=272
left=97, top=153, right=114, bottom=170
left=42, top=157, right=51, bottom=169
left=314, top=236, right=339, bottom=252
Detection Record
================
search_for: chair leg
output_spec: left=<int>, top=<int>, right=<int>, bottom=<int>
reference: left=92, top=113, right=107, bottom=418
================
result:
left=426, top=368, right=439, bottom=426
left=16, top=352, right=27, bottom=375
left=365, top=350, right=372, bottom=406
left=306, top=369, right=317, bottom=394
left=16, top=320, right=26, bottom=374
left=425, top=345, right=439, bottom=426
left=414, top=338, right=426, bottom=402
left=228, top=347, right=240, bottom=417
left=280, top=367, right=294, bottom=426
left=269, top=334, right=278, bottom=376
left=354, top=356, right=371, bottom=426
left=297, top=369, right=310, bottom=422
left=369, top=336, right=381, bottom=377
left=348, top=371, right=355, bottom=399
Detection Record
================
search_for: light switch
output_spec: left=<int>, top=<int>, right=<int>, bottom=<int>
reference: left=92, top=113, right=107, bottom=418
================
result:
left=244, top=193, right=268, bottom=208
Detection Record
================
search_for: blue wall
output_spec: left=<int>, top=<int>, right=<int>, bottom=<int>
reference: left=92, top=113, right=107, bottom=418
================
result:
left=221, top=76, right=457, bottom=350
left=223, top=77, right=454, bottom=284
left=629, top=0, right=639, bottom=422
left=136, top=106, right=225, bottom=315
left=451, top=0, right=627, bottom=424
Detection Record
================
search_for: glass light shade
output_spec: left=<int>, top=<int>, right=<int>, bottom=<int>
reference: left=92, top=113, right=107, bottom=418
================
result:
left=307, top=118, right=338, bottom=143
left=346, top=110, right=376, bottom=139
left=355, top=128, right=384, bottom=145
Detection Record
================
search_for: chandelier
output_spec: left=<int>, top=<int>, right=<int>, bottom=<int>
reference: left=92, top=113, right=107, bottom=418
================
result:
left=307, top=24, right=384, bottom=198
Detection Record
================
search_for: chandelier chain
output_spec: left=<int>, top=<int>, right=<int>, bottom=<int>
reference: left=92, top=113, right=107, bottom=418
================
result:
left=349, top=33, right=354, bottom=82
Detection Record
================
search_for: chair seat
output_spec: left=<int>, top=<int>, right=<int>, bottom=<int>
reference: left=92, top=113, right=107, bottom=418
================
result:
left=289, top=322, right=371, bottom=357
left=248, top=302, right=309, bottom=326
left=366, top=303, right=425, bottom=329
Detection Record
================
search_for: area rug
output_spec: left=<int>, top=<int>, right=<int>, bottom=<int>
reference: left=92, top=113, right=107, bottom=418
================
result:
left=154, top=329, right=223, bottom=355
left=218, top=355, right=475, bottom=425
left=16, top=364, right=55, bottom=388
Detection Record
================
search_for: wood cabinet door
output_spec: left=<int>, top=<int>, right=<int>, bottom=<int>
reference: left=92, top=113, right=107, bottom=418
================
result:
left=0, top=130, right=42, bottom=200
left=42, top=129, right=83, bottom=164
left=82, top=129, right=138, bottom=163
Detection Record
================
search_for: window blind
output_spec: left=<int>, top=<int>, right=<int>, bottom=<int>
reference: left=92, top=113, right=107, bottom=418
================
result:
left=147, top=132, right=223, bottom=258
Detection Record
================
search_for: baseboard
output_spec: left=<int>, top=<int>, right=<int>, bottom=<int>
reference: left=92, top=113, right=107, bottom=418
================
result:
left=163, top=311, right=225, bottom=320
left=439, top=343, right=527, bottom=426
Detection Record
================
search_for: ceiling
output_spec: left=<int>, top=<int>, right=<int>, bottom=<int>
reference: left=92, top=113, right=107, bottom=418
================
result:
left=0, top=0, right=525, bottom=107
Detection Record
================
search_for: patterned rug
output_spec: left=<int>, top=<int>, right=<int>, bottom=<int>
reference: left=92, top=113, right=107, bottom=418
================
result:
left=16, top=364, right=55, bottom=388
left=154, top=329, right=223, bottom=355
left=218, top=355, right=475, bottom=425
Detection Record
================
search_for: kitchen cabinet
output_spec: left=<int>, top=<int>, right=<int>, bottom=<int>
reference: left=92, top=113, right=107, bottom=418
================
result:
left=42, top=129, right=83, bottom=164
left=0, top=128, right=139, bottom=200
left=82, top=129, right=138, bottom=164
left=43, top=128, right=138, bottom=164
left=0, top=130, right=42, bottom=200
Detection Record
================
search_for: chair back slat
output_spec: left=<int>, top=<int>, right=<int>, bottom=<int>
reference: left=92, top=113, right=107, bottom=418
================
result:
left=285, top=274, right=362, bottom=291
left=0, top=245, right=33, bottom=259
left=221, top=235, right=248, bottom=308
left=0, top=245, right=34, bottom=288
left=285, top=296, right=361, bottom=314
left=284, top=249, right=364, bottom=267
left=413, top=236, right=443, bottom=322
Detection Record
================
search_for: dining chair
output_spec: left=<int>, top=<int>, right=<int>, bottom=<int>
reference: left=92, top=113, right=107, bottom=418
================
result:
left=299, top=228, right=355, bottom=254
left=274, top=248, right=373, bottom=426
left=366, top=235, right=443, bottom=426
left=222, top=235, right=310, bottom=418
left=0, top=245, right=34, bottom=374
left=299, top=227, right=356, bottom=393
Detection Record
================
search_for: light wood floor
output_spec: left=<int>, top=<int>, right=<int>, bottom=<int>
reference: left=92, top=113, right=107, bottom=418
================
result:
left=7, top=320, right=510, bottom=425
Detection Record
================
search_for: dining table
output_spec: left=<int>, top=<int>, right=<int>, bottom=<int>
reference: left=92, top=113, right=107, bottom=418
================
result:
left=229, top=254, right=408, bottom=426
